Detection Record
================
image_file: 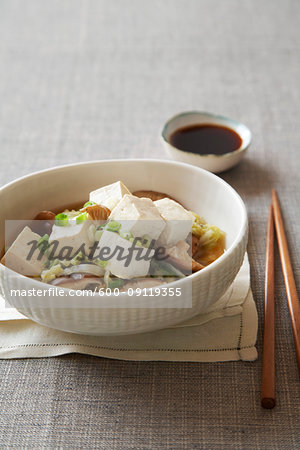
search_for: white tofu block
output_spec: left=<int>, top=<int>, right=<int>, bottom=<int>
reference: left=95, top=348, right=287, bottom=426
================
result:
left=89, top=181, right=131, bottom=211
left=98, top=230, right=155, bottom=279
left=4, top=226, right=46, bottom=276
left=49, top=220, right=93, bottom=256
left=154, top=198, right=194, bottom=247
left=109, top=195, right=165, bottom=241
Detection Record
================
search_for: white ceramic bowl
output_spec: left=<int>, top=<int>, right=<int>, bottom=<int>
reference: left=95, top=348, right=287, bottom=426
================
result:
left=162, top=111, right=252, bottom=173
left=0, top=159, right=248, bottom=335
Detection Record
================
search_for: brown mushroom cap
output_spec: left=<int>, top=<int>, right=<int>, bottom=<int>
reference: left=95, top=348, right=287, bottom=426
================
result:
left=30, top=210, right=56, bottom=236
left=80, top=204, right=110, bottom=221
left=132, top=190, right=179, bottom=203
left=34, top=211, right=56, bottom=221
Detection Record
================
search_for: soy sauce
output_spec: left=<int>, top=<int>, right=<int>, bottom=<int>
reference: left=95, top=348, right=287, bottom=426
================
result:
left=170, top=124, right=242, bottom=155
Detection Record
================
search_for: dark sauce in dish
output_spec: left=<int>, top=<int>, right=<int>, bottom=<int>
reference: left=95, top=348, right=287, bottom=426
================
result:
left=169, top=124, right=242, bottom=155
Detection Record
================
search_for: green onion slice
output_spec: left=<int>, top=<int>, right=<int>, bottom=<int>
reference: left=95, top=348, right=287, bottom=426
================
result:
left=76, top=212, right=87, bottom=224
left=37, top=234, right=49, bottom=253
left=95, top=259, right=109, bottom=269
left=106, top=221, right=121, bottom=232
left=141, top=234, right=152, bottom=248
left=54, top=213, right=69, bottom=227
left=83, top=201, right=97, bottom=208
left=120, top=230, right=134, bottom=241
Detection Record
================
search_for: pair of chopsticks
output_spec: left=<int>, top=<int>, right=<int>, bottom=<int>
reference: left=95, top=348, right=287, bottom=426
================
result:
left=261, top=190, right=300, bottom=409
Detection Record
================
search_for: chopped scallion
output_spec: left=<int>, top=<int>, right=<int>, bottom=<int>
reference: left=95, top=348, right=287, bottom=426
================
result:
left=54, top=213, right=68, bottom=227
left=37, top=234, right=49, bottom=253
left=70, top=251, right=85, bottom=265
left=106, top=221, right=121, bottom=232
left=95, top=259, right=109, bottom=269
left=120, top=231, right=134, bottom=241
left=83, top=201, right=96, bottom=208
left=76, top=212, right=87, bottom=224
left=141, top=234, right=152, bottom=248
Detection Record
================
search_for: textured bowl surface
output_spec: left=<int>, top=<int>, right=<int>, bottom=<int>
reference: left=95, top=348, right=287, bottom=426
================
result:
left=0, top=159, right=248, bottom=335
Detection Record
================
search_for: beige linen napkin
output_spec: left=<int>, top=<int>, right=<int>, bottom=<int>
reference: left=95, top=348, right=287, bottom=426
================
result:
left=0, top=255, right=258, bottom=362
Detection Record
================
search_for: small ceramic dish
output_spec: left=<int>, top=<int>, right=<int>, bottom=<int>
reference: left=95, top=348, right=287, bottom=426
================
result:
left=161, top=111, right=252, bottom=173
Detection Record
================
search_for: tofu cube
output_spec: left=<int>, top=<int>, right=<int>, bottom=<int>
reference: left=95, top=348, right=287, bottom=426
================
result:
left=4, top=226, right=46, bottom=276
left=154, top=198, right=194, bottom=247
left=109, top=195, right=165, bottom=241
left=98, top=230, right=155, bottom=279
left=89, top=181, right=131, bottom=211
left=49, top=220, right=93, bottom=257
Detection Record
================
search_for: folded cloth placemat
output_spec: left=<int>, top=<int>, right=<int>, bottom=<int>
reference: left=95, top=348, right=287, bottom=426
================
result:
left=0, top=255, right=258, bottom=362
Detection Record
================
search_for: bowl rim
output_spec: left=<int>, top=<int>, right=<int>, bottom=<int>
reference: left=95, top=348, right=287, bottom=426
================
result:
left=161, top=111, right=252, bottom=159
left=0, top=158, right=248, bottom=296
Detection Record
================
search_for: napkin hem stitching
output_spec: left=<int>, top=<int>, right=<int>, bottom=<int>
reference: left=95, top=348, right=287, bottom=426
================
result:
left=0, top=343, right=255, bottom=352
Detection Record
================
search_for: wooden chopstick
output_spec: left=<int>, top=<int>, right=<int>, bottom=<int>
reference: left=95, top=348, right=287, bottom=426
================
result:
left=272, top=189, right=300, bottom=375
left=261, top=204, right=276, bottom=409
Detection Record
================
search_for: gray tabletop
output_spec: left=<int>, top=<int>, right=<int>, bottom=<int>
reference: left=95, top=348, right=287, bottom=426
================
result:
left=0, top=0, right=300, bottom=448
